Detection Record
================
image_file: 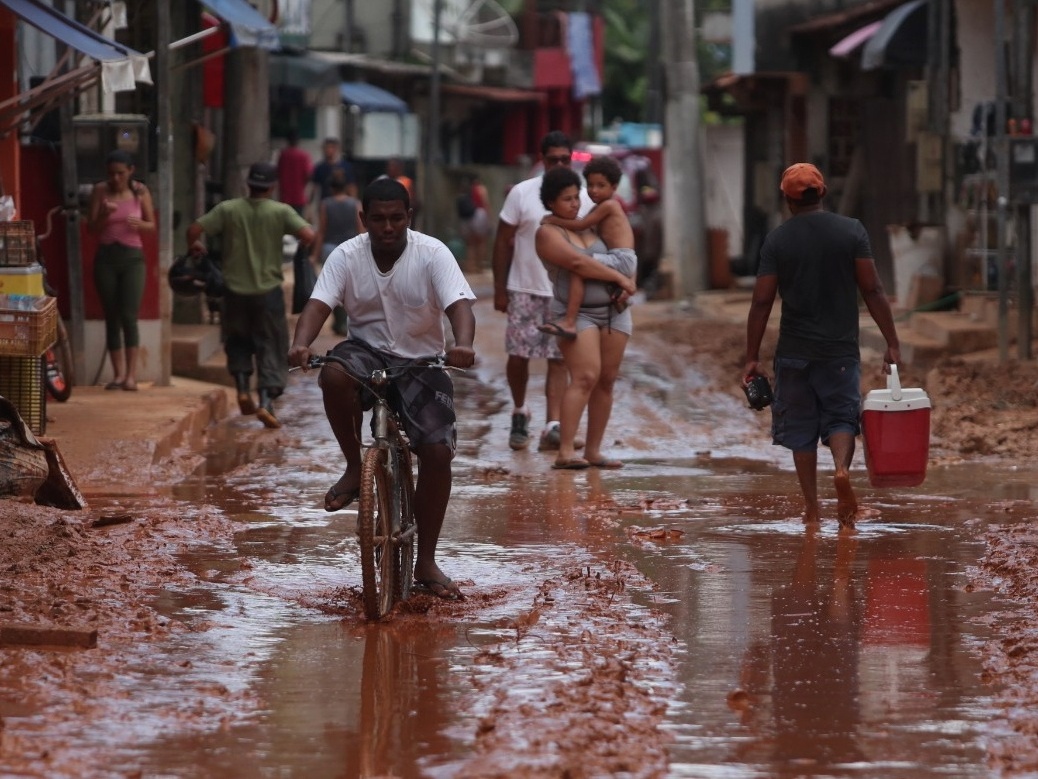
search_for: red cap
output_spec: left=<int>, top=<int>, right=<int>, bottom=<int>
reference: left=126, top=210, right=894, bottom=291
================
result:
left=780, top=163, right=826, bottom=200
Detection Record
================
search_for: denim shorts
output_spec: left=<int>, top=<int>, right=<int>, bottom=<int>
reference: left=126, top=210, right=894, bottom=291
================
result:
left=770, top=356, right=861, bottom=451
left=321, top=340, right=457, bottom=456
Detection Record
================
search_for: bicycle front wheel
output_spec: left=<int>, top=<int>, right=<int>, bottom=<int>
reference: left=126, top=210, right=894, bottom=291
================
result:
left=358, top=446, right=398, bottom=620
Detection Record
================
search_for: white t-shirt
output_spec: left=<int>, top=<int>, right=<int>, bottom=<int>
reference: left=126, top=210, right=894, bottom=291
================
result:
left=312, top=229, right=476, bottom=359
left=498, top=174, right=593, bottom=297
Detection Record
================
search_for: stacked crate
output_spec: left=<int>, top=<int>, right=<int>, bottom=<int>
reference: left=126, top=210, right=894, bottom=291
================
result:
left=0, top=221, right=54, bottom=435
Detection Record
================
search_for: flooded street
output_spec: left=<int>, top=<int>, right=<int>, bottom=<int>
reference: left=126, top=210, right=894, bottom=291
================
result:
left=3, top=302, right=1034, bottom=778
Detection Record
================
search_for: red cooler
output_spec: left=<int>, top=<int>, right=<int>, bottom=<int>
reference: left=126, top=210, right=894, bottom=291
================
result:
left=861, top=365, right=931, bottom=487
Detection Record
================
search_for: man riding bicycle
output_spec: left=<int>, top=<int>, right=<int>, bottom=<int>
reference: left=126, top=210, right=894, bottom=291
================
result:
left=288, top=177, right=476, bottom=601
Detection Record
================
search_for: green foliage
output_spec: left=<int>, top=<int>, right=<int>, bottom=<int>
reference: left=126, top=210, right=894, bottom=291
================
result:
left=601, top=0, right=652, bottom=122
left=600, top=0, right=733, bottom=123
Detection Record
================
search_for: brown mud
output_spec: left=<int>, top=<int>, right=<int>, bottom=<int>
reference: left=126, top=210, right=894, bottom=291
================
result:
left=0, top=309, right=1037, bottom=775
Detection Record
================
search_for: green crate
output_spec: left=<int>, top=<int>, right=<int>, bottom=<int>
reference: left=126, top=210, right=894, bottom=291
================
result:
left=0, top=355, right=45, bottom=435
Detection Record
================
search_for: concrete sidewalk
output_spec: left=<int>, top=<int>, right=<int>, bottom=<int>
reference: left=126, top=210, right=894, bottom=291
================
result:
left=42, top=378, right=233, bottom=495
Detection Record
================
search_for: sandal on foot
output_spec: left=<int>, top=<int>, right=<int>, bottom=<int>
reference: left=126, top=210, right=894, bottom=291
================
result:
left=553, top=457, right=590, bottom=470
left=104, top=380, right=123, bottom=390
left=325, top=483, right=359, bottom=512
left=414, top=577, right=464, bottom=601
left=537, top=321, right=577, bottom=340
left=588, top=458, right=624, bottom=469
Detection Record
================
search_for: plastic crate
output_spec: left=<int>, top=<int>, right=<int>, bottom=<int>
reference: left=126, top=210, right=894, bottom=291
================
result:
left=0, top=355, right=45, bottom=435
left=0, top=221, right=36, bottom=267
left=0, top=295, right=57, bottom=356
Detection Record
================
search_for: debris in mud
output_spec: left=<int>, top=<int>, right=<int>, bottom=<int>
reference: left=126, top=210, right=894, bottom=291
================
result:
left=90, top=514, right=134, bottom=529
left=456, top=559, right=678, bottom=779
left=616, top=496, right=690, bottom=515
left=628, top=526, right=685, bottom=543
left=971, top=522, right=1038, bottom=773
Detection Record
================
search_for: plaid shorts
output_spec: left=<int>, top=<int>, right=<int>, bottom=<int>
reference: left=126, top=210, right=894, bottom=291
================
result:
left=320, top=340, right=457, bottom=456
left=505, top=291, right=563, bottom=360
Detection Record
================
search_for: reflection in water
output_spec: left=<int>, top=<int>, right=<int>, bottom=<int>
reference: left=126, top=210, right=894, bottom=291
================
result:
left=348, top=622, right=455, bottom=779
left=733, top=530, right=865, bottom=775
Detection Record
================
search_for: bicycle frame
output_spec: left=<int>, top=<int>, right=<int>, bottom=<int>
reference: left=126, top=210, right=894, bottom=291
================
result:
left=298, top=352, right=453, bottom=619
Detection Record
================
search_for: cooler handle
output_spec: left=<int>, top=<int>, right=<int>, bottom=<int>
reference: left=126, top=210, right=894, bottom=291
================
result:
left=887, top=363, right=902, bottom=401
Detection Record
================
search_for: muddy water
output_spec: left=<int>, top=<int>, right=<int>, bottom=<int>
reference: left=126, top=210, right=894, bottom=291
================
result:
left=119, top=354, right=1027, bottom=778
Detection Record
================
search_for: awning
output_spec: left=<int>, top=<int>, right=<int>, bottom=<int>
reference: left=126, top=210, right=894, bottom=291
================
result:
left=829, top=20, right=882, bottom=58
left=269, top=52, right=341, bottom=90
left=340, top=82, right=409, bottom=114
left=0, top=0, right=151, bottom=91
left=310, top=51, right=431, bottom=77
left=862, top=0, right=928, bottom=71
left=199, top=0, right=279, bottom=50
left=441, top=83, right=546, bottom=104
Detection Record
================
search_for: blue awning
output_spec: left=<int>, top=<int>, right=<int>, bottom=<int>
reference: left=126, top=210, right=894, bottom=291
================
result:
left=340, top=82, right=409, bottom=114
left=200, top=0, right=279, bottom=50
left=0, top=0, right=151, bottom=91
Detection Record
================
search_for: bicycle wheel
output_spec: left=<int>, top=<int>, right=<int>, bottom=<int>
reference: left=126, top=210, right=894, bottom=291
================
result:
left=43, top=319, right=73, bottom=402
left=394, top=444, right=416, bottom=603
left=358, top=446, right=398, bottom=620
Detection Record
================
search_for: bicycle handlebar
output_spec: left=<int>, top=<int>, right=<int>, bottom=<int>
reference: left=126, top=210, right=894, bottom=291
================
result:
left=290, top=353, right=463, bottom=379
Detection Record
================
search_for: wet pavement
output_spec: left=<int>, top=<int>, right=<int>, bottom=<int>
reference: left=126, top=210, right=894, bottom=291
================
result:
left=6, top=298, right=1035, bottom=777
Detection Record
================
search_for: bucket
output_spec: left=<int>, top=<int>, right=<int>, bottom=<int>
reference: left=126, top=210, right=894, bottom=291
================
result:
left=861, top=365, right=931, bottom=487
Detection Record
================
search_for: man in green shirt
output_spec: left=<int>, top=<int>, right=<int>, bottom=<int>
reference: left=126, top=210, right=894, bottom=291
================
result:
left=187, top=162, right=315, bottom=428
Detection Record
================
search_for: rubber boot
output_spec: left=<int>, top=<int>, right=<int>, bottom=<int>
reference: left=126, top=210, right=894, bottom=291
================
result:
left=235, top=373, right=256, bottom=416
left=256, top=388, right=281, bottom=429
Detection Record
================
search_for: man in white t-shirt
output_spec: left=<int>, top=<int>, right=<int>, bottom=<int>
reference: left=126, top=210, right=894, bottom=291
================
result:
left=492, top=131, right=593, bottom=451
left=288, top=177, right=476, bottom=601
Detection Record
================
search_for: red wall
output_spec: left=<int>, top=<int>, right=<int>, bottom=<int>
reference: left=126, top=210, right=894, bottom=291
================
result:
left=18, top=144, right=160, bottom=321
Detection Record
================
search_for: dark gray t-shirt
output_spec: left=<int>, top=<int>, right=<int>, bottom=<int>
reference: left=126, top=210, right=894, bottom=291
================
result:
left=758, top=210, right=872, bottom=360
left=321, top=196, right=360, bottom=246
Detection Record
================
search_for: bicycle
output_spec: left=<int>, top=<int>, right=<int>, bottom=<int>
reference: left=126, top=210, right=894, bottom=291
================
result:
left=298, top=352, right=456, bottom=620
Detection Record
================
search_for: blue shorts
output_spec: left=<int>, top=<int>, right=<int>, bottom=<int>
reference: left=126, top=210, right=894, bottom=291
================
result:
left=770, top=356, right=861, bottom=452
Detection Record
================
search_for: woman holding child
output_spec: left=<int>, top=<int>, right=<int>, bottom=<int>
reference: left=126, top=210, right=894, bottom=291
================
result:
left=535, top=164, right=637, bottom=470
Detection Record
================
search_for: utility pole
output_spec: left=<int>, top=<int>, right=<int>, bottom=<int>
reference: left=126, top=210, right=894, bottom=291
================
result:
left=156, top=0, right=172, bottom=385
left=222, top=48, right=269, bottom=199
left=1012, top=0, right=1034, bottom=360
left=423, top=0, right=442, bottom=234
left=995, top=0, right=1010, bottom=363
left=661, top=0, right=707, bottom=297
left=56, top=0, right=84, bottom=384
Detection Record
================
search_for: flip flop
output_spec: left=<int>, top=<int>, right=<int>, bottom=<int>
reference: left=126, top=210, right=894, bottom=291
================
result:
left=104, top=381, right=123, bottom=390
left=324, top=483, right=359, bottom=512
left=553, top=457, right=590, bottom=470
left=588, top=458, right=624, bottom=469
left=537, top=321, right=577, bottom=340
left=414, top=578, right=464, bottom=601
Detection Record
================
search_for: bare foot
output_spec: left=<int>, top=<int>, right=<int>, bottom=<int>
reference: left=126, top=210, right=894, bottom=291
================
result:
left=834, top=470, right=857, bottom=520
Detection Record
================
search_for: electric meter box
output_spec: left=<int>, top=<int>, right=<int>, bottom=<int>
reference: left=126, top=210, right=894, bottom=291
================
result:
left=1010, top=137, right=1038, bottom=203
left=72, top=114, right=149, bottom=187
